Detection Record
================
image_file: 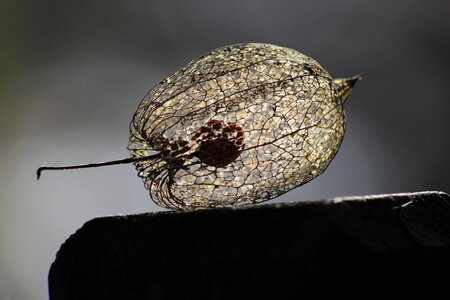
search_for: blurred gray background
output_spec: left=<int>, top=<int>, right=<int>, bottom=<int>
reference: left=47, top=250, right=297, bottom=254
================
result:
left=0, top=0, right=449, bottom=299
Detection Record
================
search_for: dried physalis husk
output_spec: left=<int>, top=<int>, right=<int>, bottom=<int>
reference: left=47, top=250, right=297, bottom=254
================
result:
left=127, top=43, right=360, bottom=209
left=37, top=43, right=360, bottom=210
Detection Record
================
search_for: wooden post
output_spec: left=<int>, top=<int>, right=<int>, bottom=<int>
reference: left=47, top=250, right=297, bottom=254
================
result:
left=49, top=191, right=450, bottom=300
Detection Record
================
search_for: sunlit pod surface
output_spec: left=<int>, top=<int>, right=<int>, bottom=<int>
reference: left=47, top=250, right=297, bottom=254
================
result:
left=128, top=43, right=360, bottom=209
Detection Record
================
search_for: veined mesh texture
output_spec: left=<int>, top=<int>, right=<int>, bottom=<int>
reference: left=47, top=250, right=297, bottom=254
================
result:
left=128, top=43, right=349, bottom=209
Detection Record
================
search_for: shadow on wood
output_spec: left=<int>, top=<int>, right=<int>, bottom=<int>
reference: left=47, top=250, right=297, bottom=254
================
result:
left=49, top=191, right=450, bottom=300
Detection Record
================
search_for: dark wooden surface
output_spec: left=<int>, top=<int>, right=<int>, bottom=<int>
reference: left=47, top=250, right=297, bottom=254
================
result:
left=49, top=191, right=450, bottom=300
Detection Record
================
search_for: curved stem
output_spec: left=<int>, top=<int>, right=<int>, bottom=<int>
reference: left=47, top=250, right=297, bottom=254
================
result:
left=36, top=153, right=162, bottom=180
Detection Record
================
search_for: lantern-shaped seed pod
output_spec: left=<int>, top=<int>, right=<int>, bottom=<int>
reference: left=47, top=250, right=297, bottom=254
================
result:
left=37, top=43, right=360, bottom=210
left=127, top=43, right=360, bottom=209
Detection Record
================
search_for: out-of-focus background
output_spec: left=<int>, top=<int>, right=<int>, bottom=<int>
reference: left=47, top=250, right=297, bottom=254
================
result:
left=0, top=0, right=449, bottom=299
